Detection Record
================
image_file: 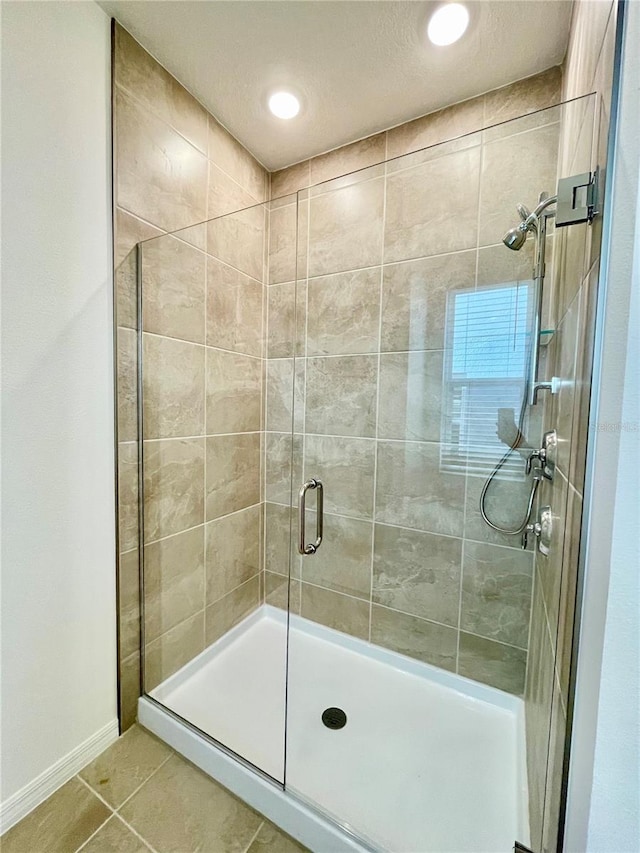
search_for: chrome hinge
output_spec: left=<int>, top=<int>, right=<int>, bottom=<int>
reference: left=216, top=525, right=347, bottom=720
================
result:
left=556, top=168, right=599, bottom=227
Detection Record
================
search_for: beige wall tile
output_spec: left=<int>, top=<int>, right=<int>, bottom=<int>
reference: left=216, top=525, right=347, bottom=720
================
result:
left=371, top=605, right=457, bottom=671
left=145, top=611, right=204, bottom=690
left=206, top=257, right=263, bottom=357
left=484, top=67, right=562, bottom=131
left=464, top=473, right=535, bottom=549
left=387, top=96, right=484, bottom=160
left=116, top=88, right=207, bottom=233
left=143, top=335, right=205, bottom=439
left=265, top=572, right=301, bottom=614
left=116, top=209, right=162, bottom=330
left=264, top=502, right=299, bottom=577
left=378, top=351, right=444, bottom=442
left=380, top=250, right=476, bottom=352
left=269, top=202, right=298, bottom=285
left=308, top=176, right=384, bottom=277
left=206, top=348, right=261, bottom=435
left=206, top=505, right=261, bottom=604
left=118, top=441, right=139, bottom=553
left=81, top=816, right=149, bottom=853
left=563, top=0, right=614, bottom=101
left=247, top=820, right=309, bottom=853
left=267, top=282, right=296, bottom=358
left=266, top=358, right=305, bottom=433
left=120, top=651, right=141, bottom=731
left=271, top=160, right=310, bottom=199
left=305, top=355, right=377, bottom=437
left=309, top=133, right=386, bottom=186
left=117, top=327, right=138, bottom=443
left=300, top=512, right=372, bottom=599
left=115, top=25, right=208, bottom=154
left=458, top=632, right=526, bottom=694
left=304, top=435, right=375, bottom=519
left=208, top=117, right=266, bottom=201
left=461, top=541, right=533, bottom=648
left=208, top=160, right=259, bottom=219
left=265, top=432, right=302, bottom=505
left=300, top=584, right=369, bottom=640
left=385, top=146, right=480, bottom=263
left=119, top=549, right=141, bottom=661
left=144, top=526, right=205, bottom=642
left=373, top=524, right=462, bottom=626
left=205, top=575, right=260, bottom=644
left=375, top=441, right=465, bottom=536
left=205, top=433, right=260, bottom=520
left=306, top=268, right=380, bottom=356
left=207, top=203, right=265, bottom=282
left=144, top=438, right=205, bottom=542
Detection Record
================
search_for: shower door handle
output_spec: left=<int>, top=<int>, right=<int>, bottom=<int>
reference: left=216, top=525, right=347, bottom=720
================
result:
left=298, top=479, right=323, bottom=555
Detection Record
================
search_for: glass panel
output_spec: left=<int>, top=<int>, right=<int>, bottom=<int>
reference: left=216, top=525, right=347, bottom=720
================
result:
left=138, top=197, right=297, bottom=784
left=284, top=98, right=594, bottom=850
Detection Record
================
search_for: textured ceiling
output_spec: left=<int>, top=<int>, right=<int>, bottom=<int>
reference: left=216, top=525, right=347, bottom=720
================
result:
left=98, top=0, right=573, bottom=170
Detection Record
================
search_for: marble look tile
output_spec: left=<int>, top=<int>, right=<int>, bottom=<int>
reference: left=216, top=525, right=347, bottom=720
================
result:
left=81, top=816, right=149, bottom=852
left=1, top=777, right=110, bottom=853
left=375, top=441, right=465, bottom=536
left=206, top=348, right=261, bottom=434
left=458, top=632, right=526, bottom=695
left=558, top=487, right=583, bottom=707
left=371, top=605, right=457, bottom=671
left=301, top=512, right=372, bottom=599
left=144, top=438, right=204, bottom=542
left=118, top=327, right=138, bottom=443
left=119, top=550, right=141, bottom=661
left=264, top=502, right=299, bottom=578
left=373, top=524, right=461, bottom=626
left=265, top=433, right=302, bottom=506
left=207, top=200, right=265, bottom=282
left=570, top=268, right=598, bottom=492
left=145, top=611, right=204, bottom=690
left=206, top=505, right=260, bottom=604
left=541, top=683, right=568, bottom=853
left=143, top=335, right=205, bottom=439
left=461, top=541, right=533, bottom=648
left=266, top=359, right=304, bottom=433
left=80, top=724, right=172, bottom=809
left=387, top=96, right=484, bottom=160
left=119, top=441, right=139, bottom=553
left=267, top=282, right=296, bottom=358
left=309, top=133, right=386, bottom=185
left=205, top=576, right=260, bottom=644
left=476, top=242, right=536, bottom=289
left=554, top=291, right=581, bottom=477
left=271, top=161, right=311, bottom=199
left=380, top=250, right=476, bottom=352
left=304, top=435, right=375, bottom=519
left=483, top=68, right=562, bottom=135
left=269, top=202, right=298, bottom=285
left=206, top=257, right=263, bottom=357
left=300, top=584, right=369, bottom=640
left=141, top=236, right=206, bottom=343
left=120, top=753, right=262, bottom=853
left=385, top=146, right=480, bottom=263
left=115, top=25, right=208, bottom=154
left=247, top=820, right=309, bottom=853
left=116, top=208, right=162, bottom=330
left=209, top=117, right=266, bottom=201
left=464, top=472, right=535, bottom=549
left=306, top=268, right=380, bottom=355
left=144, top=526, right=205, bottom=642
left=378, top=351, right=444, bottom=442
left=206, top=433, right=260, bottom=520
left=265, top=572, right=301, bottom=614
left=479, top=123, right=559, bottom=248
left=308, top=176, right=384, bottom=277
left=208, top=161, right=260, bottom=220
left=305, top=355, right=377, bottom=437
left=120, top=652, right=141, bottom=732
left=116, top=88, right=207, bottom=233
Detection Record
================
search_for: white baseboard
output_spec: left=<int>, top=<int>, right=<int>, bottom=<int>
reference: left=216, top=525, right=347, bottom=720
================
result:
left=0, top=719, right=119, bottom=835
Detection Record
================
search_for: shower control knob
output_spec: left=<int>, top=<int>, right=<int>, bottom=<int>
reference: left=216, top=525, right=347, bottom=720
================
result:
left=521, top=506, right=553, bottom=555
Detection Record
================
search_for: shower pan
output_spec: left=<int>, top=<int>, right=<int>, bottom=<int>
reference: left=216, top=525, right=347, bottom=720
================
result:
left=133, top=95, right=599, bottom=853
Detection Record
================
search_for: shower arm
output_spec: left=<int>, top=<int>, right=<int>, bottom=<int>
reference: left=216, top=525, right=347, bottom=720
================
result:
left=528, top=195, right=557, bottom=406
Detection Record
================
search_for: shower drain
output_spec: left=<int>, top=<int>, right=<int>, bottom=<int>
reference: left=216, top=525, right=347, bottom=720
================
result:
left=322, top=707, right=347, bottom=730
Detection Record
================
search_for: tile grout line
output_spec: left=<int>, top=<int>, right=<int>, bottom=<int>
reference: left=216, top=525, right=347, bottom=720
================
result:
left=240, top=820, right=265, bottom=853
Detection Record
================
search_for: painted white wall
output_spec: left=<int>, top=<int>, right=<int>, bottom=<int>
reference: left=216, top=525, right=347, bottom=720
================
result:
left=565, top=1, right=640, bottom=850
left=0, top=0, right=117, bottom=821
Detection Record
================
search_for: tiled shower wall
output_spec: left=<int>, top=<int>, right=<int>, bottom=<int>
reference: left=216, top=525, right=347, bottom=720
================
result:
left=263, top=69, right=563, bottom=696
left=113, top=23, right=269, bottom=728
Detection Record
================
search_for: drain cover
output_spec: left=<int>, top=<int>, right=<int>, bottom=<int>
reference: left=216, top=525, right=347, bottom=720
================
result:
left=322, top=707, right=347, bottom=730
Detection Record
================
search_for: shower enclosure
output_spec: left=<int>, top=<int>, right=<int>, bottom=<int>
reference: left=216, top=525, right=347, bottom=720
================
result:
left=132, top=95, right=598, bottom=852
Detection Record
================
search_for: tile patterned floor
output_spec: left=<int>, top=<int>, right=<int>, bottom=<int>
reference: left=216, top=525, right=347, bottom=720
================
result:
left=2, top=726, right=309, bottom=853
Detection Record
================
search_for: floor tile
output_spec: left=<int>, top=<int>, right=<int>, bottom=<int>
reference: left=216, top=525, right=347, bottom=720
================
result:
left=79, top=816, right=150, bottom=852
left=246, top=821, right=308, bottom=853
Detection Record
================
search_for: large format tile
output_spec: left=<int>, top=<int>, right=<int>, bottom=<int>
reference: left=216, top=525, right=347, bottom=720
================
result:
left=144, top=526, right=205, bottom=642
left=483, top=68, right=561, bottom=133
left=264, top=433, right=302, bottom=506
left=304, top=435, right=375, bottom=519
left=120, top=754, right=262, bottom=853
left=81, top=815, right=150, bottom=852
left=309, top=133, right=386, bottom=185
left=461, top=541, right=533, bottom=648
left=308, top=176, right=384, bottom=277
left=247, top=820, right=309, bottom=853
left=271, top=160, right=311, bottom=199
left=209, top=117, right=266, bottom=201
left=373, top=524, right=462, bottom=626
left=141, top=236, right=206, bottom=344
left=143, top=335, right=205, bottom=439
left=306, top=268, right=380, bottom=355
left=207, top=201, right=265, bottom=283
left=206, top=348, right=262, bottom=435
left=119, top=441, right=139, bottom=553
left=387, top=95, right=484, bottom=160
left=464, top=472, right=535, bottom=549
left=264, top=502, right=299, bottom=577
left=120, top=652, right=141, bottom=732
left=458, top=632, right=526, bottom=695
left=300, top=512, right=372, bottom=599
left=378, top=351, right=444, bottom=441
left=305, top=355, right=377, bottom=438
left=370, top=605, right=457, bottom=671
left=266, top=359, right=303, bottom=433
left=268, top=202, right=297, bottom=285
left=115, top=208, right=162, bottom=330
left=380, top=250, right=476, bottom=352
left=208, top=161, right=261, bottom=220
left=1, top=777, right=110, bottom=853
left=144, top=438, right=205, bottom=542
left=384, top=146, right=480, bottom=263
left=205, top=433, right=260, bottom=520
left=80, top=725, right=172, bottom=809
left=266, top=282, right=296, bottom=358
left=116, top=88, right=207, bottom=232
left=265, top=572, right=301, bottom=614
left=118, top=327, right=138, bottom=443
left=300, top=584, right=369, bottom=640
left=206, top=505, right=261, bottom=604
left=206, top=257, right=263, bottom=357
left=145, top=611, right=204, bottom=690
left=205, top=576, right=260, bottom=644
left=375, top=441, right=465, bottom=536
left=119, top=549, right=141, bottom=661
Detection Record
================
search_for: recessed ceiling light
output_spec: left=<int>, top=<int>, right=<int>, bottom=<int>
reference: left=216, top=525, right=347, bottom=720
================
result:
left=268, top=91, right=300, bottom=120
left=427, top=3, right=469, bottom=46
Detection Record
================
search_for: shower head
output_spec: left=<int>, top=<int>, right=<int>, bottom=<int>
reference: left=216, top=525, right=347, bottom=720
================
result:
left=502, top=195, right=558, bottom=251
left=503, top=223, right=528, bottom=251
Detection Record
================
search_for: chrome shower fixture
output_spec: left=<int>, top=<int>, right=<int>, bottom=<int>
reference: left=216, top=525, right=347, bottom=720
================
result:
left=502, top=194, right=558, bottom=251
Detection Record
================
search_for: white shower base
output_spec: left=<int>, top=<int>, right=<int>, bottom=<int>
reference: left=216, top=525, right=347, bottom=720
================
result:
left=143, top=605, right=529, bottom=853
